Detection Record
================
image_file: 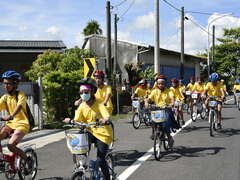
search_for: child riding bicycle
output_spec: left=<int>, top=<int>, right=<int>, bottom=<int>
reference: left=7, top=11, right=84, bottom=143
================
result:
left=64, top=77, right=113, bottom=180
left=0, top=70, right=32, bottom=174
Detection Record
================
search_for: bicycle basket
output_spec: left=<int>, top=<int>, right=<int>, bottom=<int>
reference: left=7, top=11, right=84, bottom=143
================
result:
left=132, top=100, right=140, bottom=108
left=151, top=110, right=168, bottom=123
left=191, top=93, right=198, bottom=99
left=65, top=129, right=89, bottom=154
left=185, top=91, right=191, bottom=95
left=209, top=101, right=217, bottom=107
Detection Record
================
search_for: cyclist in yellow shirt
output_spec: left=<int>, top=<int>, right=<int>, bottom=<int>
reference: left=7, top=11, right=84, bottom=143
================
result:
left=192, top=76, right=205, bottom=94
left=132, top=79, right=150, bottom=100
left=220, top=79, right=227, bottom=103
left=170, top=78, right=185, bottom=125
left=186, top=77, right=195, bottom=92
left=93, top=70, right=113, bottom=115
left=233, top=79, right=240, bottom=104
left=145, top=75, right=175, bottom=147
left=0, top=70, right=32, bottom=172
left=203, top=73, right=225, bottom=129
left=64, top=77, right=113, bottom=180
left=185, top=77, right=195, bottom=112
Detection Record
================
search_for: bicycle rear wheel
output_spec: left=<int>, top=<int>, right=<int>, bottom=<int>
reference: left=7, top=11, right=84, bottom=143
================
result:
left=163, top=133, right=169, bottom=151
left=153, top=131, right=163, bottom=161
left=132, top=113, right=141, bottom=129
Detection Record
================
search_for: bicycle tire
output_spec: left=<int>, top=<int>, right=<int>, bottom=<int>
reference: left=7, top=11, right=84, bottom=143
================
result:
left=153, top=131, right=163, bottom=160
left=18, top=148, right=38, bottom=180
left=132, top=112, right=141, bottom=129
left=4, top=162, right=16, bottom=180
left=209, top=110, right=214, bottom=137
left=238, top=99, right=240, bottom=111
left=163, top=133, right=169, bottom=151
left=71, top=171, right=85, bottom=180
left=105, top=153, right=116, bottom=180
left=200, top=104, right=207, bottom=119
left=191, top=104, right=197, bottom=122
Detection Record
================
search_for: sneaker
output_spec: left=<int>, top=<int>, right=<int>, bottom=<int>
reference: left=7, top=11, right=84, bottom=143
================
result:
left=217, top=123, right=222, bottom=129
left=182, top=120, right=185, bottom=126
left=24, top=156, right=33, bottom=175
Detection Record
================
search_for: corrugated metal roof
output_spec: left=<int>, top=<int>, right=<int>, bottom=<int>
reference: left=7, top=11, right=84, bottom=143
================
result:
left=0, top=40, right=66, bottom=49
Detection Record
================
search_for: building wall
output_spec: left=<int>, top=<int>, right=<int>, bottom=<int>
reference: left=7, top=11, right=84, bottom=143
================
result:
left=0, top=53, right=38, bottom=80
left=88, top=35, right=201, bottom=81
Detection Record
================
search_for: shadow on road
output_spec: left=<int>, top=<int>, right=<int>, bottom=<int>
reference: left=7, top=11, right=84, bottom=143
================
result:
left=180, top=125, right=209, bottom=134
left=149, top=146, right=226, bottom=162
left=113, top=150, right=146, bottom=167
left=213, top=128, right=240, bottom=138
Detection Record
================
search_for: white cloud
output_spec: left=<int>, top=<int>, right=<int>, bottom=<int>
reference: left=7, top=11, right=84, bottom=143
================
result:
left=133, top=12, right=154, bottom=30
left=45, top=26, right=62, bottom=39
left=75, top=32, right=85, bottom=48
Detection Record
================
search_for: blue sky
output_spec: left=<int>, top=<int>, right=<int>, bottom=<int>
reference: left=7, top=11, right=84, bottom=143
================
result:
left=0, top=0, right=240, bottom=54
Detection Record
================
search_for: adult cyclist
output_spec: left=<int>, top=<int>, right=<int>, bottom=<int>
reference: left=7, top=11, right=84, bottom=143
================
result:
left=203, top=73, right=225, bottom=129
left=64, top=77, right=113, bottom=180
left=0, top=70, right=32, bottom=173
left=145, top=75, right=175, bottom=147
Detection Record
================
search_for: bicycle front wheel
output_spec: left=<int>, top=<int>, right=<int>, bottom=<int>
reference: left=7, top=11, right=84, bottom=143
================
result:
left=191, top=104, right=197, bottom=122
left=71, top=171, right=86, bottom=180
left=106, top=153, right=116, bottom=180
left=153, top=131, right=163, bottom=160
left=209, top=110, right=214, bottom=137
left=132, top=113, right=141, bottom=129
left=17, top=148, right=38, bottom=180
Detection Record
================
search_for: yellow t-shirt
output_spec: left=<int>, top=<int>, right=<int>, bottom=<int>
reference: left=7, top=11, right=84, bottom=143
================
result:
left=148, top=88, right=174, bottom=107
left=192, top=82, right=205, bottom=93
left=74, top=100, right=113, bottom=145
left=205, top=82, right=224, bottom=98
left=134, top=87, right=150, bottom=98
left=95, top=85, right=113, bottom=115
left=170, top=86, right=184, bottom=102
left=233, top=85, right=240, bottom=92
left=187, top=83, right=194, bottom=92
left=0, top=91, right=29, bottom=134
left=179, top=85, right=185, bottom=93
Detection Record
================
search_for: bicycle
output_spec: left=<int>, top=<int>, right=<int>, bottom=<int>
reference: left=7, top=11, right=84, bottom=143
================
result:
left=183, top=91, right=191, bottom=114
left=131, top=98, right=151, bottom=129
left=64, top=121, right=116, bottom=180
left=173, top=100, right=184, bottom=127
left=150, top=105, right=171, bottom=161
left=0, top=119, right=38, bottom=180
left=191, top=93, right=207, bottom=121
left=208, top=96, right=220, bottom=137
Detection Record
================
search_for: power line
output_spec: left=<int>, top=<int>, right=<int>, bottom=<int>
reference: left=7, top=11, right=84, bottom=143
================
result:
left=186, top=11, right=213, bottom=16
left=119, top=0, right=135, bottom=19
left=162, top=0, right=181, bottom=12
left=113, top=0, right=129, bottom=8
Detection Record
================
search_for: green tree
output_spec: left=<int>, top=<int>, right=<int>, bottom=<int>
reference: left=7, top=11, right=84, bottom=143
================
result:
left=25, top=47, right=92, bottom=123
left=82, top=20, right=103, bottom=36
left=214, top=27, right=240, bottom=80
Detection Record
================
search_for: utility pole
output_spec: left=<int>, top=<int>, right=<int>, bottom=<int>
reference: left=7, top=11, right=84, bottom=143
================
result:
left=180, top=6, right=184, bottom=80
left=154, top=0, right=160, bottom=74
left=114, top=13, right=120, bottom=114
left=211, top=25, right=215, bottom=73
left=106, top=1, right=112, bottom=83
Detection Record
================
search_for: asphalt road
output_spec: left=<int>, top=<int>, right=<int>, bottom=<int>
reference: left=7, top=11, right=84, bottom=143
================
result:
left=0, top=98, right=239, bottom=180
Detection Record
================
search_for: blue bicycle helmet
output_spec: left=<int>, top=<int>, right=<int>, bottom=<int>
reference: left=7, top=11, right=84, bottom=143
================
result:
left=209, top=73, right=219, bottom=82
left=2, top=70, right=21, bottom=81
left=236, top=79, right=240, bottom=84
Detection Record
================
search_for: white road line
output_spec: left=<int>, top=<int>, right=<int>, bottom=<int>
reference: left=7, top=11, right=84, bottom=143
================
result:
left=117, top=118, right=193, bottom=180
left=3, top=131, right=65, bottom=153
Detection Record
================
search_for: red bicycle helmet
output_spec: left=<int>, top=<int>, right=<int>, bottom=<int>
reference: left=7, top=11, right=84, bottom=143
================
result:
left=93, top=70, right=105, bottom=78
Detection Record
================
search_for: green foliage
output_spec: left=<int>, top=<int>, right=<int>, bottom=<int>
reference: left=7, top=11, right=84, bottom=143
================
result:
left=213, top=27, right=240, bottom=89
left=25, top=47, right=91, bottom=123
left=82, top=20, right=103, bottom=36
